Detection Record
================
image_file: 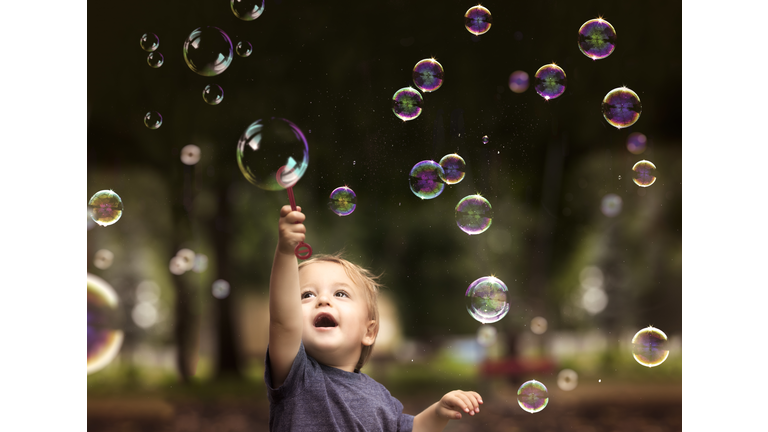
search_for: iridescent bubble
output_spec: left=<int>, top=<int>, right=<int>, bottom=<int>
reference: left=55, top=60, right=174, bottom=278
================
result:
left=93, top=249, right=114, bottom=270
left=518, top=380, right=549, bottom=413
left=530, top=316, right=548, bottom=335
left=203, top=84, right=224, bottom=105
left=236, top=117, right=310, bottom=191
left=627, top=132, right=647, bottom=154
left=465, top=276, right=509, bottom=324
left=465, top=5, right=492, bottom=36
left=212, top=279, right=231, bottom=299
left=557, top=369, right=578, bottom=391
left=632, top=160, right=657, bottom=187
left=602, top=87, right=642, bottom=128
left=144, top=111, right=162, bottom=130
left=392, top=87, right=423, bottom=121
left=140, top=33, right=159, bottom=52
left=482, top=135, right=489, bottom=144
left=509, top=71, right=529, bottom=93
left=600, top=193, right=622, bottom=217
left=181, top=144, right=201, bottom=165
left=534, top=64, right=567, bottom=100
left=230, top=0, right=265, bottom=21
left=147, top=52, right=164, bottom=68
left=412, top=59, right=444, bottom=93
left=236, top=41, right=253, bottom=57
left=89, top=190, right=123, bottom=227
left=477, top=325, right=498, bottom=347
left=632, top=326, right=669, bottom=367
left=578, top=18, right=617, bottom=60
left=455, top=195, right=493, bottom=235
left=328, top=186, right=357, bottom=216
left=88, top=274, right=124, bottom=374
left=183, top=26, right=234, bottom=77
left=409, top=160, right=445, bottom=199
left=438, top=153, right=466, bottom=185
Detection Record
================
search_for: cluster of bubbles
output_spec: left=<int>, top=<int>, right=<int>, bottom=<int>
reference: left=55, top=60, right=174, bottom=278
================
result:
left=632, top=160, right=657, bottom=187
left=534, top=64, right=567, bottom=100
left=328, top=186, right=357, bottom=216
left=140, top=33, right=163, bottom=69
left=632, top=326, right=670, bottom=367
left=87, top=274, right=123, bottom=374
left=464, top=5, right=492, bottom=36
left=508, top=71, right=529, bottom=93
left=455, top=195, right=493, bottom=235
left=169, top=248, right=207, bottom=275
left=392, top=58, right=447, bottom=121
left=465, top=276, right=509, bottom=324
left=89, top=190, right=123, bottom=227
left=212, top=279, right=231, bottom=299
left=517, top=380, right=549, bottom=413
left=577, top=18, right=617, bottom=60
left=181, top=144, right=202, bottom=165
left=203, top=84, right=224, bottom=105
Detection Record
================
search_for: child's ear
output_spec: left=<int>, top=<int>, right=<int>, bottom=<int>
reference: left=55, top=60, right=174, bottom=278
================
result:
left=362, top=320, right=377, bottom=346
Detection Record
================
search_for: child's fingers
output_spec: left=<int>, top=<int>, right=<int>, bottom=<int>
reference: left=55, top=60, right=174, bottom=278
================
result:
left=283, top=211, right=306, bottom=224
left=455, top=393, right=476, bottom=415
left=465, top=392, right=482, bottom=413
left=279, top=205, right=293, bottom=217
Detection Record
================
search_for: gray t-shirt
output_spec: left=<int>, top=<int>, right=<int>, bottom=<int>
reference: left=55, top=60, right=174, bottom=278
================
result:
left=264, top=342, right=414, bottom=432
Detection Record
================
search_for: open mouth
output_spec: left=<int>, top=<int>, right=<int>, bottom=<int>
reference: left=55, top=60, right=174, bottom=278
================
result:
left=314, top=313, right=338, bottom=328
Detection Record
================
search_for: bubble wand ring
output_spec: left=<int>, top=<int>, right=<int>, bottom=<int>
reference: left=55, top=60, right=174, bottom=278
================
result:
left=276, top=165, right=312, bottom=260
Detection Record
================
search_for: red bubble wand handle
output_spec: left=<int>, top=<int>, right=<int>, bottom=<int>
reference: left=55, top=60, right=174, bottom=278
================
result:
left=286, top=187, right=312, bottom=259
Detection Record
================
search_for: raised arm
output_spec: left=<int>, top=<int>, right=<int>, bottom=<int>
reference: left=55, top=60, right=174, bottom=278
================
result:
left=268, top=205, right=306, bottom=388
left=413, top=390, right=483, bottom=432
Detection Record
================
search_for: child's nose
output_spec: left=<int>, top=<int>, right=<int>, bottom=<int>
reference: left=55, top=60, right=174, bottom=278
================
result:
left=316, top=295, right=331, bottom=306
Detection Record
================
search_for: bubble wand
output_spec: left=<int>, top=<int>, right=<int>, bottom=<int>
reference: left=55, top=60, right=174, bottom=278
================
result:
left=277, top=165, right=312, bottom=260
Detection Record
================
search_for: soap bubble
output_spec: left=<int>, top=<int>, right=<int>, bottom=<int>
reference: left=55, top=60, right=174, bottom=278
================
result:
left=230, top=0, right=265, bottom=21
left=632, top=160, right=657, bottom=187
left=455, top=195, right=493, bottom=235
left=509, top=71, right=529, bottom=93
left=557, top=369, right=578, bottom=391
left=88, top=274, right=124, bottom=374
left=517, top=380, right=549, bottom=413
left=212, top=279, right=231, bottom=299
left=236, top=117, right=310, bottom=191
left=328, top=186, right=357, bottom=216
left=392, top=87, right=423, bottom=121
left=632, top=326, right=669, bottom=367
left=176, top=249, right=196, bottom=271
left=236, top=41, right=253, bottom=57
left=93, top=249, right=114, bottom=270
left=409, top=160, right=445, bottom=199
left=181, top=144, right=201, bottom=165
left=482, top=135, right=489, bottom=144
left=140, top=33, right=159, bottom=52
left=412, top=58, right=444, bottom=92
left=203, top=84, right=224, bottom=105
left=465, top=5, right=492, bottom=36
left=600, top=193, right=622, bottom=217
left=147, top=52, right=163, bottom=68
left=477, top=325, right=498, bottom=347
left=578, top=18, right=617, bottom=60
left=144, top=111, right=162, bottom=129
left=465, top=276, right=509, bottom=324
left=183, top=26, right=234, bottom=77
left=627, top=132, right=647, bottom=154
left=530, top=316, right=548, bottom=335
left=132, top=302, right=158, bottom=329
left=534, top=64, right=567, bottom=100
left=438, top=153, right=466, bottom=185
left=88, top=190, right=123, bottom=227
left=602, top=87, right=642, bottom=128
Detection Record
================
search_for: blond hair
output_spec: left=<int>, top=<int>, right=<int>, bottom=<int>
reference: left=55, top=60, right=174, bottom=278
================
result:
left=298, top=253, right=381, bottom=372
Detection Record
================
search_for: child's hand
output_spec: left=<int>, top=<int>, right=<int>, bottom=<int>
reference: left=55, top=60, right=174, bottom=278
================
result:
left=436, top=390, right=483, bottom=420
left=277, top=205, right=306, bottom=255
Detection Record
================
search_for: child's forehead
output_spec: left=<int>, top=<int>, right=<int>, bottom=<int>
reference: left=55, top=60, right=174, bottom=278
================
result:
left=300, top=262, right=360, bottom=289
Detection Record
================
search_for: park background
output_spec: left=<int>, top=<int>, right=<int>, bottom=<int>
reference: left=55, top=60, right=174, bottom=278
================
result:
left=87, top=1, right=682, bottom=431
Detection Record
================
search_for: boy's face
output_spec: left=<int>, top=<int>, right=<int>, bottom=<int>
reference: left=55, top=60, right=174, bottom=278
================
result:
left=299, top=262, right=376, bottom=369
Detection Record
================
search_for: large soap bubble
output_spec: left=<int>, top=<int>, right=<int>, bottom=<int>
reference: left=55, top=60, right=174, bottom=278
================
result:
left=88, top=274, right=124, bottom=374
left=455, top=195, right=493, bottom=235
left=465, top=276, right=509, bottom=324
left=412, top=59, right=444, bottom=93
left=632, top=326, right=670, bottom=367
left=534, top=64, right=567, bottom=100
left=578, top=18, right=617, bottom=60
left=392, top=87, right=423, bottom=121
left=517, top=380, right=549, bottom=413
left=231, top=0, right=265, bottom=21
left=329, top=186, right=357, bottom=216
left=465, top=6, right=492, bottom=36
left=632, top=160, right=657, bottom=187
left=88, top=190, right=123, bottom=227
left=602, top=87, right=642, bottom=128
left=236, top=118, right=309, bottom=191
left=140, top=33, right=159, bottom=52
left=409, top=160, right=445, bottom=199
left=183, top=26, right=234, bottom=77
left=439, top=153, right=466, bottom=185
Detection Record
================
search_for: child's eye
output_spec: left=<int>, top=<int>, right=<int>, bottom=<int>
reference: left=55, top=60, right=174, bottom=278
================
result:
left=301, top=292, right=315, bottom=299
left=335, top=291, right=349, bottom=298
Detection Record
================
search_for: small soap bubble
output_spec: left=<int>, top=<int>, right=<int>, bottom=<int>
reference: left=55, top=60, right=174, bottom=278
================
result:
left=509, top=71, right=529, bottom=93
left=557, top=369, right=578, bottom=391
left=176, top=249, right=196, bottom=271
left=144, top=111, right=162, bottom=129
left=169, top=256, right=187, bottom=275
left=212, top=279, right=231, bottom=299
left=392, top=87, right=423, bottom=121
left=236, top=117, right=310, bottom=191
left=517, top=380, right=549, bottom=413
left=632, top=160, right=657, bottom=187
left=465, top=276, right=509, bottom=324
left=193, top=254, right=208, bottom=273
left=600, top=193, right=622, bottom=217
left=627, top=132, right=647, bottom=154
left=181, top=145, right=201, bottom=165
left=530, top=316, right=548, bottom=335
left=465, top=5, right=492, bottom=36
left=409, top=160, right=445, bottom=199
left=578, top=18, right=617, bottom=60
left=534, top=64, right=567, bottom=100
left=328, top=186, right=357, bottom=216
left=88, top=274, right=124, bottom=374
left=412, top=58, right=444, bottom=92
left=632, top=326, right=670, bottom=367
left=183, top=26, right=234, bottom=77
left=477, top=325, right=498, bottom=347
left=93, top=249, right=114, bottom=270
left=230, top=0, right=265, bottom=21
left=455, top=195, right=493, bottom=235
left=132, top=302, right=158, bottom=329
left=140, top=33, right=159, bottom=52
left=482, top=135, right=489, bottom=144
left=203, top=84, right=224, bottom=105
left=147, top=52, right=164, bottom=68
left=438, top=153, right=466, bottom=185
left=602, top=87, right=642, bottom=128
left=236, top=41, right=253, bottom=57
left=89, top=190, right=123, bottom=227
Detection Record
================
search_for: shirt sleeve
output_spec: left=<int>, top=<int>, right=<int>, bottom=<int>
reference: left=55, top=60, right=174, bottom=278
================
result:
left=390, top=393, right=414, bottom=432
left=264, top=340, right=308, bottom=403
